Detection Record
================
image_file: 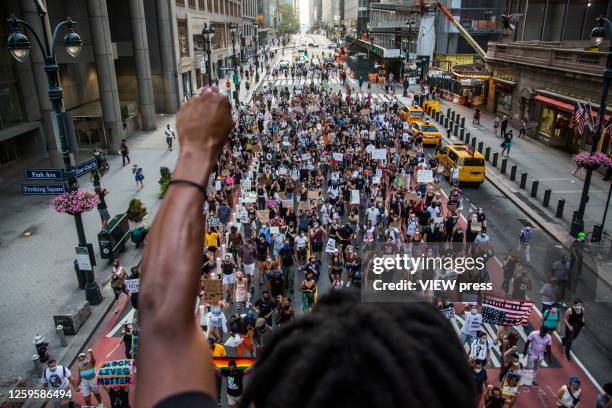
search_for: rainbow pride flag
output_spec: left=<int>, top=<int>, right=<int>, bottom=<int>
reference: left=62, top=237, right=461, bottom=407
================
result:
left=213, top=357, right=255, bottom=369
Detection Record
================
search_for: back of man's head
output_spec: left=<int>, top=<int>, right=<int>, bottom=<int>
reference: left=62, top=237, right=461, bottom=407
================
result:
left=241, top=291, right=475, bottom=408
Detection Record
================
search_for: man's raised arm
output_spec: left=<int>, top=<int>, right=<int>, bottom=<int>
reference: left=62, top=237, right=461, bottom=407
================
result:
left=136, top=88, right=233, bottom=408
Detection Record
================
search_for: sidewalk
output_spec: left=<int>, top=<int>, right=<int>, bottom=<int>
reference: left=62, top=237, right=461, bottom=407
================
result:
left=429, top=95, right=610, bottom=235
left=0, top=114, right=178, bottom=392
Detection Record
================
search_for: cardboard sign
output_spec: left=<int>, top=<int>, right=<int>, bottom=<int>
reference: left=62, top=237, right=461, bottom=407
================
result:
left=256, top=210, right=269, bottom=223
left=308, top=190, right=319, bottom=200
left=501, top=371, right=521, bottom=397
left=517, top=369, right=535, bottom=386
left=372, top=149, right=387, bottom=161
left=96, top=359, right=134, bottom=387
left=208, top=217, right=220, bottom=227
left=471, top=222, right=482, bottom=232
left=351, top=189, right=360, bottom=205
left=279, top=167, right=288, bottom=176
left=299, top=201, right=310, bottom=211
left=282, top=199, right=294, bottom=208
left=270, top=226, right=280, bottom=235
left=441, top=307, right=455, bottom=320
left=252, top=144, right=261, bottom=153
left=433, top=217, right=444, bottom=224
left=124, top=278, right=139, bottom=294
left=325, top=238, right=337, bottom=253
left=417, top=170, right=434, bottom=184
left=372, top=176, right=381, bottom=185
left=302, top=153, right=311, bottom=160
left=406, top=193, right=420, bottom=203
left=221, top=169, right=230, bottom=177
left=202, top=279, right=223, bottom=304
left=408, top=149, right=418, bottom=157
left=360, top=108, right=370, bottom=116
left=332, top=152, right=344, bottom=162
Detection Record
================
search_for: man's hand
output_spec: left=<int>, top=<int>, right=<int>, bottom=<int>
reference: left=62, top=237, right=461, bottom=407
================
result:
left=175, top=88, right=234, bottom=181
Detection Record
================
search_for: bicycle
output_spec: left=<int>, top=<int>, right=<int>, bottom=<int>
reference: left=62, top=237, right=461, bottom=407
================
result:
left=585, top=230, right=609, bottom=243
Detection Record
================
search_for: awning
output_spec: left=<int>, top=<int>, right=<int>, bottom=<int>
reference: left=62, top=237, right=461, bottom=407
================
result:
left=534, top=95, right=574, bottom=113
left=535, top=89, right=612, bottom=121
left=493, top=77, right=516, bottom=86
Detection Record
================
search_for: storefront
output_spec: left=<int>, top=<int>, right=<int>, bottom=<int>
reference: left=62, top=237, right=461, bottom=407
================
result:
left=427, top=64, right=490, bottom=106
left=492, top=78, right=516, bottom=116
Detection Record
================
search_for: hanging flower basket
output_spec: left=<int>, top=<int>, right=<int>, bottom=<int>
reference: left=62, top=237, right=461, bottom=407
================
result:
left=571, top=152, right=612, bottom=170
left=50, top=190, right=99, bottom=215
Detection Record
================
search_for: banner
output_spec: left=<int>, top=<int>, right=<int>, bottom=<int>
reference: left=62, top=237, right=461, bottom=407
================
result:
left=351, top=189, right=360, bottom=205
left=202, top=279, right=223, bottom=304
left=325, top=238, right=337, bottom=253
left=96, top=359, right=134, bottom=387
left=208, top=217, right=220, bottom=227
left=417, top=170, right=434, bottom=184
left=270, top=226, right=280, bottom=235
left=372, top=149, right=387, bottom=161
left=213, top=357, right=255, bottom=370
left=124, top=279, right=139, bottom=294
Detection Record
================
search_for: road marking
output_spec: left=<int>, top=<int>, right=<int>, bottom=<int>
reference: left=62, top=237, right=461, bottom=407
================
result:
left=105, top=308, right=135, bottom=338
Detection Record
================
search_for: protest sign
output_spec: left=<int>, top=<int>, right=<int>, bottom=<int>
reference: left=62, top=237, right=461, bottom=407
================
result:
left=360, top=109, right=370, bottom=116
left=351, top=190, right=360, bottom=205
left=372, top=149, right=387, bottom=161
left=96, top=359, right=134, bottom=387
left=215, top=181, right=222, bottom=191
left=299, top=201, right=310, bottom=211
left=501, top=372, right=521, bottom=396
left=441, top=307, right=455, bottom=320
left=270, top=226, right=280, bottom=235
left=433, top=217, right=444, bottom=224
left=517, top=369, right=534, bottom=386
left=307, top=190, right=319, bottom=200
left=332, top=152, right=344, bottom=162
left=278, top=167, right=288, bottom=176
left=240, top=179, right=251, bottom=190
left=406, top=193, right=420, bottom=203
left=471, top=222, right=482, bottom=232
left=124, top=279, right=139, bottom=294
left=325, top=238, right=337, bottom=254
left=256, top=210, right=269, bottom=223
left=375, top=169, right=383, bottom=178
left=208, top=217, right=220, bottom=227
left=372, top=176, right=381, bottom=185
left=417, top=170, right=434, bottom=184
left=202, top=279, right=223, bottom=304
left=467, top=315, right=482, bottom=332
left=282, top=199, right=294, bottom=208
left=302, top=153, right=311, bottom=160
left=221, top=169, right=230, bottom=177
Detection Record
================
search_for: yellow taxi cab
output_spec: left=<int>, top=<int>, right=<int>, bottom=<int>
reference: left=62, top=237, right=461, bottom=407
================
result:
left=411, top=120, right=442, bottom=146
left=435, top=142, right=485, bottom=185
left=424, top=99, right=441, bottom=113
left=399, top=105, right=425, bottom=124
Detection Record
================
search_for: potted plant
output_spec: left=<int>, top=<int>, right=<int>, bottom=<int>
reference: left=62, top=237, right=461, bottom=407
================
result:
left=127, top=198, right=147, bottom=228
left=50, top=190, right=99, bottom=215
left=159, top=166, right=172, bottom=198
left=571, top=151, right=612, bottom=171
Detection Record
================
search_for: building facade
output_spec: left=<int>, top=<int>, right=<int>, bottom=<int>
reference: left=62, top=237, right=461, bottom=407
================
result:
left=485, top=40, right=612, bottom=154
left=242, top=0, right=258, bottom=60
left=0, top=0, right=181, bottom=171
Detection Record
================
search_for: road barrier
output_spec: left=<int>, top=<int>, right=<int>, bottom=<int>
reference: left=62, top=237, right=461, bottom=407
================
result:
left=520, top=172, right=528, bottom=189
left=465, top=133, right=470, bottom=145
left=461, top=117, right=465, bottom=128
left=477, top=141, right=483, bottom=153
left=492, top=152, right=499, bottom=167
left=543, top=189, right=552, bottom=207
left=485, top=147, right=491, bottom=161
left=460, top=127, right=465, bottom=140
left=510, top=165, right=517, bottom=181
left=501, top=158, right=508, bottom=174
left=454, top=123, right=459, bottom=136
left=531, top=180, right=539, bottom=197
left=470, top=137, right=477, bottom=149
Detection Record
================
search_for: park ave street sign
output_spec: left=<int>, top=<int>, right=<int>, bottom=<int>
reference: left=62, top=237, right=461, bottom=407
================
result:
left=21, top=184, right=66, bottom=195
left=24, top=168, right=64, bottom=180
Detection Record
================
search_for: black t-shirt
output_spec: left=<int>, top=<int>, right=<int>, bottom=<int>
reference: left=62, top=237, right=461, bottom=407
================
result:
left=221, top=369, right=245, bottom=397
left=280, top=246, right=294, bottom=266
left=109, top=387, right=130, bottom=408
left=153, top=391, right=216, bottom=408
left=97, top=191, right=107, bottom=210
left=255, top=297, right=276, bottom=315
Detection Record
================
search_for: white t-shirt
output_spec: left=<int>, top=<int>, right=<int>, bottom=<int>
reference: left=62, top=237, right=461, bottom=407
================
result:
left=366, top=207, right=380, bottom=225
left=164, top=127, right=174, bottom=138
left=295, top=235, right=308, bottom=249
left=469, top=338, right=492, bottom=361
left=41, top=366, right=71, bottom=390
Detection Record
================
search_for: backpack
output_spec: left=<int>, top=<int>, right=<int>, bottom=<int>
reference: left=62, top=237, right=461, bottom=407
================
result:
left=44, top=366, right=66, bottom=388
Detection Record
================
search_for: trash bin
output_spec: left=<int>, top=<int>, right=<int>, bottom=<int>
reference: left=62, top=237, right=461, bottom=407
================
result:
left=98, top=213, right=130, bottom=260
left=74, top=259, right=85, bottom=290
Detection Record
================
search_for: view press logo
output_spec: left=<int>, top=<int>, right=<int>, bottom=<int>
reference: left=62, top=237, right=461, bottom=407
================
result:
left=360, top=243, right=495, bottom=302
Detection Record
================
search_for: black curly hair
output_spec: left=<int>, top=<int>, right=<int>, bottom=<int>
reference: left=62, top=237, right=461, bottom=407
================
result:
left=241, top=291, right=476, bottom=408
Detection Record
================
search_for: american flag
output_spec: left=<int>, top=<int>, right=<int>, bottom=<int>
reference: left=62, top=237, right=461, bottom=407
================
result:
left=570, top=103, right=588, bottom=135
left=481, top=295, right=534, bottom=326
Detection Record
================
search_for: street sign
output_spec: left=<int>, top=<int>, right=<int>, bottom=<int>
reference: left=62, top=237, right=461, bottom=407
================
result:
left=21, top=184, right=66, bottom=195
left=24, top=168, right=64, bottom=181
left=74, top=158, right=98, bottom=177
left=75, top=246, right=93, bottom=271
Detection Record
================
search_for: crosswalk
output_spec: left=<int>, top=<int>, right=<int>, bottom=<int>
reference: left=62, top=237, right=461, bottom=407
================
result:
left=263, top=78, right=398, bottom=104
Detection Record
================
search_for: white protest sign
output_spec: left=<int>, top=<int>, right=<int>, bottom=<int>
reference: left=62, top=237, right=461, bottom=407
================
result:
left=124, top=278, right=140, bottom=293
left=417, top=170, right=434, bottom=184
left=208, top=217, right=220, bottom=227
left=270, top=226, right=280, bottom=235
left=468, top=315, right=482, bottom=332
left=441, top=307, right=455, bottom=320
left=375, top=169, right=383, bottom=178
left=372, top=176, right=381, bottom=185
left=240, top=179, right=251, bottom=190
left=325, top=238, right=337, bottom=253
left=372, top=149, right=387, bottom=161
left=351, top=189, right=360, bottom=205
left=215, top=181, right=222, bottom=191
left=332, top=152, right=344, bottom=162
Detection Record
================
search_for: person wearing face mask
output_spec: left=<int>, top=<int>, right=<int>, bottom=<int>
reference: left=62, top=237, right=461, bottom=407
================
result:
left=556, top=376, right=582, bottom=408
left=471, top=359, right=488, bottom=404
left=41, top=359, right=76, bottom=407
left=75, top=349, right=102, bottom=406
left=523, top=326, right=552, bottom=385
left=460, top=305, right=482, bottom=346
left=483, top=385, right=505, bottom=408
left=562, top=299, right=585, bottom=361
left=469, top=332, right=492, bottom=367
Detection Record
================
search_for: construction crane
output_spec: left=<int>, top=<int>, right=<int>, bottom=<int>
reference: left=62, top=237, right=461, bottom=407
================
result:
left=435, top=2, right=487, bottom=61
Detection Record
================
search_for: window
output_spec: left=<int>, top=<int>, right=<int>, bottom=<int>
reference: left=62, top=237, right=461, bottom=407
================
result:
left=462, top=158, right=484, bottom=167
left=213, top=0, right=218, bottom=13
left=176, top=0, right=185, bottom=5
left=188, top=0, right=196, bottom=8
left=198, top=0, right=206, bottom=9
left=448, top=150, right=458, bottom=162
left=537, top=106, right=555, bottom=137
left=0, top=80, right=25, bottom=130
left=177, top=19, right=189, bottom=57
left=208, top=0, right=213, bottom=12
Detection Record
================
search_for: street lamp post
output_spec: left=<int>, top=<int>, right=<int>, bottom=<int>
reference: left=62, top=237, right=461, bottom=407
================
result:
left=229, top=22, right=240, bottom=105
left=255, top=27, right=260, bottom=82
left=202, top=23, right=215, bottom=86
left=570, top=16, right=612, bottom=239
left=7, top=3, right=102, bottom=305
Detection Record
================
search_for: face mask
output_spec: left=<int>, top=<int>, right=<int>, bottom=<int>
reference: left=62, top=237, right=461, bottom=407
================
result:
left=80, top=360, right=87, bottom=366
left=49, top=367, right=57, bottom=372
left=474, top=368, right=482, bottom=373
left=575, top=305, right=583, bottom=311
